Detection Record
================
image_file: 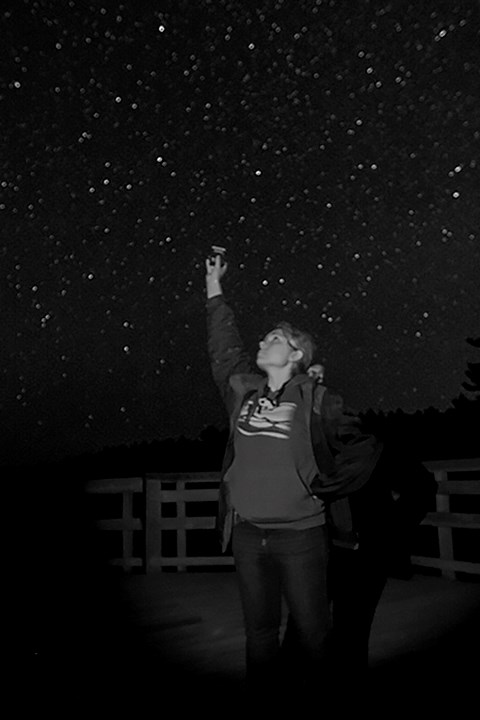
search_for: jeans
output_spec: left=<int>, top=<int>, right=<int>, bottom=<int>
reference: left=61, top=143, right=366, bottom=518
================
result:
left=232, top=521, right=331, bottom=692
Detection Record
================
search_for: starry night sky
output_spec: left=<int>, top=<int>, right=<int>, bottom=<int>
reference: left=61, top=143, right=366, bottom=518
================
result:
left=2, top=0, right=480, bottom=466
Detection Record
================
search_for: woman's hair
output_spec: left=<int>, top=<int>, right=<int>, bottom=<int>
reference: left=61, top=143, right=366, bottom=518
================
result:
left=275, top=321, right=316, bottom=373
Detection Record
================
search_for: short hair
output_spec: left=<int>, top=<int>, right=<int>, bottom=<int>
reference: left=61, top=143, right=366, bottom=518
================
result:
left=274, top=321, right=316, bottom=373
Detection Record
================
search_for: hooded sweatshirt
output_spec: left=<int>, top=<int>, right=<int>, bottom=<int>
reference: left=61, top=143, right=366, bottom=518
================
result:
left=225, top=375, right=325, bottom=529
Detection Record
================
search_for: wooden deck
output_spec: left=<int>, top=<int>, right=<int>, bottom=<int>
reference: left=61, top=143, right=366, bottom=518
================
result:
left=22, top=568, right=480, bottom=713
left=14, top=459, right=480, bottom=712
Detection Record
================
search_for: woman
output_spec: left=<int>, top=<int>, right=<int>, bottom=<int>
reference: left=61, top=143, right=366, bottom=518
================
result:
left=205, top=253, right=381, bottom=698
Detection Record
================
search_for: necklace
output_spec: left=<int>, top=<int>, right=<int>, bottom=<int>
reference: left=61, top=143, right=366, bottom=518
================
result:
left=261, top=378, right=291, bottom=407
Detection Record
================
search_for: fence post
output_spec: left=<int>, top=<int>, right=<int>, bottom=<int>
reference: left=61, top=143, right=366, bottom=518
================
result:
left=434, top=469, right=455, bottom=580
left=176, top=479, right=187, bottom=572
left=122, top=489, right=134, bottom=573
left=145, top=475, right=163, bottom=573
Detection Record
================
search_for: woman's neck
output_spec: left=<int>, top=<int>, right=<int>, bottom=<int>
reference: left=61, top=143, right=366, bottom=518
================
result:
left=266, top=368, right=294, bottom=392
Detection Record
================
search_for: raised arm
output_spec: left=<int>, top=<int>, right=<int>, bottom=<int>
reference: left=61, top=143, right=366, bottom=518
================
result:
left=205, top=255, right=255, bottom=408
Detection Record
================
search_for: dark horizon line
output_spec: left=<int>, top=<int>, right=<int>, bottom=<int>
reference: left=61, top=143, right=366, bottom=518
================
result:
left=3, top=392, right=479, bottom=472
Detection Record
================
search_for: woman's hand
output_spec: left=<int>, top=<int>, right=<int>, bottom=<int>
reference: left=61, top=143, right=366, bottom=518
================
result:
left=205, top=254, right=228, bottom=298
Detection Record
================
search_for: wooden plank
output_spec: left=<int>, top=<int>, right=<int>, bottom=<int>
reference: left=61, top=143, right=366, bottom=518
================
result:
left=122, top=491, right=134, bottom=572
left=411, top=555, right=480, bottom=575
left=157, top=517, right=216, bottom=530
left=177, top=481, right=187, bottom=571
left=96, top=518, right=142, bottom=531
left=147, top=555, right=234, bottom=569
left=433, top=469, right=448, bottom=488
left=436, top=480, right=480, bottom=495
left=159, top=489, right=219, bottom=502
left=85, top=477, right=143, bottom=493
left=145, top=476, right=163, bottom=573
left=146, top=472, right=221, bottom=483
left=423, top=458, right=480, bottom=473
left=435, top=482, right=455, bottom=579
left=421, top=512, right=480, bottom=529
left=108, top=557, right=143, bottom=568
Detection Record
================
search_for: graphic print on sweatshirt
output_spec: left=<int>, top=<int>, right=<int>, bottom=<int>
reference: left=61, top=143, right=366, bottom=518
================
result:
left=237, top=396, right=297, bottom=440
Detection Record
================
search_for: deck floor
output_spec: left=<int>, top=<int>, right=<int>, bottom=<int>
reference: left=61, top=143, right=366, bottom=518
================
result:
left=22, top=569, right=480, bottom=712
left=24, top=572, right=480, bottom=717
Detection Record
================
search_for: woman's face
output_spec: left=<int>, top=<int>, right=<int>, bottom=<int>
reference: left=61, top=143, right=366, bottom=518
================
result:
left=256, top=329, right=301, bottom=371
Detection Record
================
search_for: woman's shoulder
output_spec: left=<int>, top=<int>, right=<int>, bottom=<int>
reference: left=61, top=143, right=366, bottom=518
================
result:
left=229, top=372, right=265, bottom=395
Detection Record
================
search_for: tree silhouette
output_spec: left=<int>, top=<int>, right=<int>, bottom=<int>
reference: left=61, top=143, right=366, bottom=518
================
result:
left=462, top=337, right=480, bottom=397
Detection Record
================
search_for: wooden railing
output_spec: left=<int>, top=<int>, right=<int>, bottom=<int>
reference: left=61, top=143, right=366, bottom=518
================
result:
left=85, top=472, right=233, bottom=573
left=411, top=458, right=480, bottom=580
left=85, top=460, right=480, bottom=578
left=85, top=476, right=144, bottom=572
left=145, top=472, right=233, bottom=572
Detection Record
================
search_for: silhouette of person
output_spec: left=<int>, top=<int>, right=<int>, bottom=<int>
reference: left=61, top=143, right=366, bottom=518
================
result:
left=283, top=368, right=437, bottom=692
